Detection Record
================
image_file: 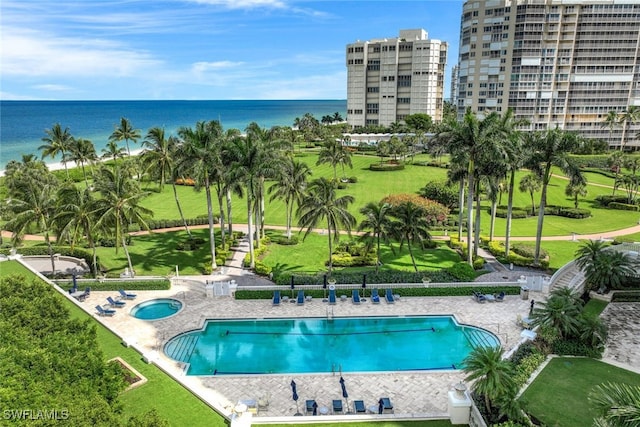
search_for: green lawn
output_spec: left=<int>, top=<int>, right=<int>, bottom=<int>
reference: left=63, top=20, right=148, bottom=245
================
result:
left=582, top=299, right=608, bottom=319
left=520, top=357, right=640, bottom=427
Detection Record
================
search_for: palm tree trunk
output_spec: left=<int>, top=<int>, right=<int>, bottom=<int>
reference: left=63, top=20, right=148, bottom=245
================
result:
left=81, top=163, right=89, bottom=188
left=216, top=187, right=226, bottom=247
left=205, top=181, right=217, bottom=271
left=45, top=232, right=56, bottom=274
left=489, top=197, right=497, bottom=241
left=474, top=183, right=481, bottom=258
left=534, top=166, right=552, bottom=266
left=121, top=233, right=134, bottom=277
left=505, top=170, right=515, bottom=257
left=172, top=182, right=192, bottom=238
left=286, top=200, right=293, bottom=239
left=253, top=198, right=261, bottom=249
left=458, top=177, right=465, bottom=241
left=247, top=196, right=255, bottom=269
left=466, top=163, right=475, bottom=265
left=226, top=189, right=233, bottom=237
left=375, top=234, right=381, bottom=274
left=408, top=240, right=418, bottom=272
left=327, top=219, right=333, bottom=273
left=260, top=181, right=266, bottom=239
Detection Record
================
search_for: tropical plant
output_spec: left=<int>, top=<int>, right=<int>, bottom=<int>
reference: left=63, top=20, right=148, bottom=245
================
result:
left=109, top=117, right=141, bottom=157
left=94, top=165, right=152, bottom=276
left=619, top=105, right=640, bottom=151
left=608, top=151, right=626, bottom=195
left=68, top=137, right=97, bottom=187
left=101, top=140, right=126, bottom=165
left=388, top=201, right=433, bottom=272
left=575, top=240, right=635, bottom=292
left=519, top=173, right=542, bottom=215
left=357, top=201, right=392, bottom=273
left=590, top=382, right=640, bottom=427
left=531, top=288, right=582, bottom=339
left=296, top=177, right=356, bottom=273
left=268, top=158, right=311, bottom=240
left=317, top=138, right=352, bottom=180
left=524, top=127, right=585, bottom=265
left=565, top=179, right=588, bottom=209
left=601, top=110, right=620, bottom=147
left=39, top=123, right=73, bottom=178
left=463, top=345, right=517, bottom=417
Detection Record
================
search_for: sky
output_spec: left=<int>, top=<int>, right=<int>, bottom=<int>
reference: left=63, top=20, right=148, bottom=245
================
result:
left=1, top=0, right=464, bottom=100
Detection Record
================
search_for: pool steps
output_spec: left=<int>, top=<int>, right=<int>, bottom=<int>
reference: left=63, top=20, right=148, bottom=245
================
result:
left=165, top=334, right=199, bottom=363
left=462, top=328, right=499, bottom=349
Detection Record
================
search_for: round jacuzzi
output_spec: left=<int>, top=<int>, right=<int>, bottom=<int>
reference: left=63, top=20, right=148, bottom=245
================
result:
left=131, top=298, right=183, bottom=320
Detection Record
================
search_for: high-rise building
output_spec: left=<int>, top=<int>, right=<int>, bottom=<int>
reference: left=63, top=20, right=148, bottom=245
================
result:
left=450, top=65, right=460, bottom=105
left=346, top=29, right=448, bottom=128
left=457, top=0, right=640, bottom=149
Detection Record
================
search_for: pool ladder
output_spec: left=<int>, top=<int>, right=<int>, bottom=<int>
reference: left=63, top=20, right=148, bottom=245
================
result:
left=326, top=307, right=334, bottom=321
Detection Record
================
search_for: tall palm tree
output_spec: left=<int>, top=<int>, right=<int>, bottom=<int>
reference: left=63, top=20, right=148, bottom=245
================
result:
left=576, top=243, right=634, bottom=292
left=358, top=201, right=392, bottom=273
left=177, top=121, right=221, bottom=271
left=317, top=138, right=352, bottom=180
left=524, top=127, right=584, bottom=265
left=142, top=128, right=192, bottom=238
left=463, top=346, right=517, bottom=416
left=531, top=287, right=582, bottom=339
left=619, top=105, right=640, bottom=151
left=94, top=166, right=151, bottom=276
left=519, top=173, right=542, bottom=216
left=388, top=201, right=432, bottom=272
left=68, top=138, right=97, bottom=187
left=268, top=158, right=311, bottom=240
left=6, top=176, right=59, bottom=273
left=436, top=109, right=505, bottom=264
left=109, top=117, right=141, bottom=157
left=565, top=179, right=588, bottom=209
left=55, top=184, right=100, bottom=274
left=601, top=110, right=620, bottom=147
left=590, top=382, right=640, bottom=427
left=297, top=177, right=356, bottom=274
left=39, top=123, right=73, bottom=179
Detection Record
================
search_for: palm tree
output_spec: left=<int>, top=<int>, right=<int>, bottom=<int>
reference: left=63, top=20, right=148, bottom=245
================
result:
left=177, top=121, right=221, bottom=271
left=437, top=109, right=505, bottom=264
left=358, top=202, right=392, bottom=273
left=317, top=138, right=352, bottom=180
left=524, top=127, right=584, bottom=265
left=297, top=177, right=356, bottom=274
left=463, top=346, right=517, bottom=416
left=332, top=112, right=343, bottom=122
left=268, top=158, right=311, bottom=240
left=68, top=138, right=97, bottom=187
left=109, top=117, right=141, bottom=157
left=578, top=315, right=608, bottom=349
left=519, top=173, right=542, bottom=215
left=579, top=248, right=635, bottom=293
left=55, top=184, right=100, bottom=274
left=6, top=176, right=59, bottom=274
left=142, top=128, right=192, bottom=238
left=590, top=382, right=640, bottom=427
left=531, top=288, right=582, bottom=339
left=565, top=179, right=588, bottom=209
left=388, top=201, right=432, bottom=272
left=39, top=123, right=73, bottom=179
left=94, top=165, right=151, bottom=277
left=101, top=140, right=126, bottom=166
left=619, top=105, right=639, bottom=151
left=601, top=110, right=620, bottom=146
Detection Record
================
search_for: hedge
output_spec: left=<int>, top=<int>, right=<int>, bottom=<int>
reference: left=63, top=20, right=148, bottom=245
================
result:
left=595, top=194, right=632, bottom=207
left=494, top=205, right=590, bottom=219
left=495, top=207, right=529, bottom=219
left=235, top=285, right=520, bottom=300
left=369, top=162, right=405, bottom=171
left=58, top=279, right=171, bottom=292
left=487, top=240, right=549, bottom=269
left=611, top=291, right=640, bottom=302
left=608, top=202, right=639, bottom=211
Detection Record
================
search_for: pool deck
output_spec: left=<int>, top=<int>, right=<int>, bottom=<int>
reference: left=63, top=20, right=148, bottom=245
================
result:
left=83, top=281, right=537, bottom=421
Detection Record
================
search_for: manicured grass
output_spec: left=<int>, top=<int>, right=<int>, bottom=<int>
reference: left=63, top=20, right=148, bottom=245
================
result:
left=0, top=260, right=35, bottom=277
left=263, top=229, right=462, bottom=276
left=520, top=357, right=640, bottom=427
left=267, top=422, right=455, bottom=427
left=582, top=299, right=608, bottom=319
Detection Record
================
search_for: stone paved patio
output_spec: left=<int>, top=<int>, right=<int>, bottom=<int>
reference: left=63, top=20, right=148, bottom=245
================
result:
left=80, top=280, right=537, bottom=421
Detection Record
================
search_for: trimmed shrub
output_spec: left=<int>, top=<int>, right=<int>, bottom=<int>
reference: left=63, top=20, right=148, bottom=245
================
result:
left=512, top=352, right=546, bottom=388
left=369, top=162, right=405, bottom=171
left=274, top=235, right=299, bottom=245
left=595, top=195, right=630, bottom=207
left=78, top=279, right=171, bottom=291
left=447, top=262, right=476, bottom=281
left=611, top=291, right=640, bottom=302
left=511, top=243, right=548, bottom=260
left=348, top=176, right=358, bottom=183
left=495, top=207, right=529, bottom=219
left=544, top=205, right=591, bottom=219
left=418, top=181, right=459, bottom=209
left=552, top=339, right=602, bottom=358
left=381, top=193, right=449, bottom=226
left=608, top=202, right=639, bottom=211
left=254, top=261, right=272, bottom=276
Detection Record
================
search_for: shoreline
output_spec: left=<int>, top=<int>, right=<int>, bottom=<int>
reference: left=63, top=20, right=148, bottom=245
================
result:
left=0, top=148, right=145, bottom=177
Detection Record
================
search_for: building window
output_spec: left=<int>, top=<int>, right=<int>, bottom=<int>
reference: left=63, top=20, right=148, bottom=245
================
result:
left=397, top=97, right=410, bottom=104
left=367, top=87, right=380, bottom=93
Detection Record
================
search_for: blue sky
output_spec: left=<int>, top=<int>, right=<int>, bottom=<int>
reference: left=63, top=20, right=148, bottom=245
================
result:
left=1, top=0, right=463, bottom=100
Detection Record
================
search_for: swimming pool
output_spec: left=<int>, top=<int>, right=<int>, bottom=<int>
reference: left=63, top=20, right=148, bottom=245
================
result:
left=131, top=298, right=183, bottom=320
left=164, top=316, right=499, bottom=375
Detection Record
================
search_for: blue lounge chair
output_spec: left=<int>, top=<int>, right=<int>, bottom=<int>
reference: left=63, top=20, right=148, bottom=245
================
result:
left=118, top=289, right=137, bottom=300
left=385, top=289, right=395, bottom=304
left=328, top=288, right=337, bottom=305
left=353, top=400, right=366, bottom=414
left=107, top=296, right=126, bottom=308
left=371, top=289, right=380, bottom=304
left=473, top=291, right=486, bottom=303
left=332, top=399, right=343, bottom=414
left=380, top=397, right=394, bottom=413
left=95, top=305, right=116, bottom=317
left=306, top=399, right=317, bottom=414
left=352, top=289, right=361, bottom=304
left=297, top=290, right=305, bottom=305
left=272, top=290, right=281, bottom=306
left=495, top=291, right=505, bottom=302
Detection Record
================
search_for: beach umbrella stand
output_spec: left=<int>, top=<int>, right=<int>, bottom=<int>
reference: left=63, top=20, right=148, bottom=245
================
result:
left=340, top=376, right=351, bottom=414
left=291, top=380, right=302, bottom=415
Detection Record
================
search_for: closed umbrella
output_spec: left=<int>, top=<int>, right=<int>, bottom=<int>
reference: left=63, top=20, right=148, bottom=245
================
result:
left=290, top=276, right=295, bottom=298
left=323, top=274, right=327, bottom=298
left=72, top=274, right=78, bottom=292
left=291, top=380, right=301, bottom=415
left=362, top=274, right=367, bottom=297
left=340, top=376, right=350, bottom=413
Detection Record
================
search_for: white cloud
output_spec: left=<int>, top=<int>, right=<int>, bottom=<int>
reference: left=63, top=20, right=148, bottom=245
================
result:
left=32, top=84, right=73, bottom=92
left=1, top=28, right=162, bottom=78
left=188, top=0, right=286, bottom=9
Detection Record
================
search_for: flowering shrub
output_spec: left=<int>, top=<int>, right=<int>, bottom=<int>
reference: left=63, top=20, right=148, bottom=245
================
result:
left=381, top=193, right=449, bottom=226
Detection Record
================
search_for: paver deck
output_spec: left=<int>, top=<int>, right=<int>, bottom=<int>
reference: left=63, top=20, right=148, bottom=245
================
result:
left=84, top=281, right=536, bottom=420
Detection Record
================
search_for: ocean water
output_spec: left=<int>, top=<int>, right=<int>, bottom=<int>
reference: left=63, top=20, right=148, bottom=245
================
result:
left=0, top=100, right=346, bottom=169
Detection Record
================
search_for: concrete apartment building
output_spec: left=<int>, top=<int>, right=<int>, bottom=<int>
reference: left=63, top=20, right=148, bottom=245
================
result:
left=346, top=29, right=448, bottom=128
left=457, top=0, right=640, bottom=149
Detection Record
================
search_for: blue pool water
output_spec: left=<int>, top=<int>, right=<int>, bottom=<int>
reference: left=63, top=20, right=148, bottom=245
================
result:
left=164, top=316, right=500, bottom=376
left=131, top=298, right=183, bottom=320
